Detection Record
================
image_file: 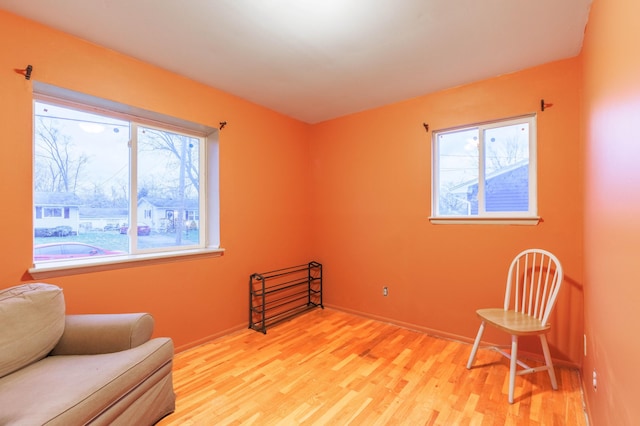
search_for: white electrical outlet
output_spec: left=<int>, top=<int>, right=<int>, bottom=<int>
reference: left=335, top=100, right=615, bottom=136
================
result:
left=382, top=287, right=388, bottom=296
left=592, top=369, right=597, bottom=391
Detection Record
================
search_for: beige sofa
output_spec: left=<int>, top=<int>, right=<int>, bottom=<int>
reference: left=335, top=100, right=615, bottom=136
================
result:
left=0, top=283, right=176, bottom=425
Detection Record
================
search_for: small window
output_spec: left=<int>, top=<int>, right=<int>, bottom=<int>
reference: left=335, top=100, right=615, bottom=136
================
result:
left=431, top=115, right=537, bottom=223
left=32, top=83, right=220, bottom=266
left=44, top=208, right=62, bottom=218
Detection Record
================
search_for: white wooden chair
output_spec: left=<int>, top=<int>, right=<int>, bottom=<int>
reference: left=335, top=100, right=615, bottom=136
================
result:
left=466, top=248, right=564, bottom=404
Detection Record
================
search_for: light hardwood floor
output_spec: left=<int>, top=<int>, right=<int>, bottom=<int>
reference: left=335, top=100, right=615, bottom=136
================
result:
left=158, top=308, right=587, bottom=425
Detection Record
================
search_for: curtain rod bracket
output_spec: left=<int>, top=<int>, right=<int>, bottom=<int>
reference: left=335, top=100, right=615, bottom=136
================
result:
left=541, top=99, right=553, bottom=112
left=219, top=121, right=227, bottom=130
left=15, top=64, right=33, bottom=80
left=423, top=123, right=429, bottom=132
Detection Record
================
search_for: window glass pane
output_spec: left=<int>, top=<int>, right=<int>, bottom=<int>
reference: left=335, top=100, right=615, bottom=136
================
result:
left=136, top=126, right=200, bottom=251
left=33, top=101, right=130, bottom=261
left=482, top=123, right=529, bottom=212
left=436, top=128, right=479, bottom=216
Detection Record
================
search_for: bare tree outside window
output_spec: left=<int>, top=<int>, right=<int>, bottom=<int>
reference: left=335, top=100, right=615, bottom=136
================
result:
left=34, top=117, right=89, bottom=193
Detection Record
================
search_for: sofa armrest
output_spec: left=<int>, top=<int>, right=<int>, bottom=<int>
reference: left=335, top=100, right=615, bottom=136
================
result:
left=50, top=313, right=155, bottom=355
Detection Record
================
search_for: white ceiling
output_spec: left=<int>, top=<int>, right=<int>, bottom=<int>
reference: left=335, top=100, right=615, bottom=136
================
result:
left=0, top=0, right=592, bottom=123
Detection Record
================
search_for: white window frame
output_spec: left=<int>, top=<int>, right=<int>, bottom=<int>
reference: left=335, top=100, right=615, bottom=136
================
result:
left=430, top=114, right=540, bottom=225
left=29, top=82, right=223, bottom=278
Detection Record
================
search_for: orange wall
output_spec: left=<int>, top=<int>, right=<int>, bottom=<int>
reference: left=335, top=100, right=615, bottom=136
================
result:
left=581, top=0, right=640, bottom=424
left=1, top=6, right=586, bottom=378
left=0, top=10, right=313, bottom=350
left=310, top=58, right=584, bottom=365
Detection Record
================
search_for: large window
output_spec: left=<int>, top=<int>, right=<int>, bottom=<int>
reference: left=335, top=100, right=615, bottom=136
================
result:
left=431, top=115, right=537, bottom=222
left=32, top=84, right=219, bottom=267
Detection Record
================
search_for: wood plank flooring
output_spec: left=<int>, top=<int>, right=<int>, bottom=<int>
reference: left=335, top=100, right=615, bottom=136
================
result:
left=158, top=308, right=587, bottom=425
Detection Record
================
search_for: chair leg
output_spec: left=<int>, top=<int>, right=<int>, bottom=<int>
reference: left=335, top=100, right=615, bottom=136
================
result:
left=508, top=335, right=518, bottom=404
left=540, top=334, right=558, bottom=390
left=466, top=321, right=485, bottom=369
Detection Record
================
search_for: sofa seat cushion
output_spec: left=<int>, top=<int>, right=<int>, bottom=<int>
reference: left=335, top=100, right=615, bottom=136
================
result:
left=0, top=283, right=65, bottom=378
left=0, top=337, right=173, bottom=426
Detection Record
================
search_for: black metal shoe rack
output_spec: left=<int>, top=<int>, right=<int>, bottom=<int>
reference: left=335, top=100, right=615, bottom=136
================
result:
left=249, top=261, right=323, bottom=334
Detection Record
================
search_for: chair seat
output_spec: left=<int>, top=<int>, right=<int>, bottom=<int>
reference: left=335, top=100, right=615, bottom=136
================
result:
left=476, top=308, right=551, bottom=336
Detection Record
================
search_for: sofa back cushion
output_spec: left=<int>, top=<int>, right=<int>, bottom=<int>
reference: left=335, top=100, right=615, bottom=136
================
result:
left=0, top=283, right=65, bottom=378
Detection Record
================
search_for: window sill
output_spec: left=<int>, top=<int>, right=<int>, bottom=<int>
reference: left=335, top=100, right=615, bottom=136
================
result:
left=29, top=247, right=225, bottom=279
left=429, top=217, right=541, bottom=225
